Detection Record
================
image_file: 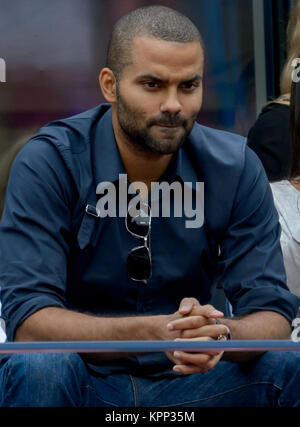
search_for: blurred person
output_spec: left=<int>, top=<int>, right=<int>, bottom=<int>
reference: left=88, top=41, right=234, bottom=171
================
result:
left=247, top=0, right=300, bottom=181
left=0, top=5, right=300, bottom=407
left=271, top=70, right=300, bottom=298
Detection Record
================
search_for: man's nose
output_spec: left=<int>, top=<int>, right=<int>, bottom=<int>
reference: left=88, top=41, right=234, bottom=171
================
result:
left=160, top=89, right=182, bottom=115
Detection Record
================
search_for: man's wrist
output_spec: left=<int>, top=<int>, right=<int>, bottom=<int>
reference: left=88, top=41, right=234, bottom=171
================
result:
left=149, top=314, right=180, bottom=340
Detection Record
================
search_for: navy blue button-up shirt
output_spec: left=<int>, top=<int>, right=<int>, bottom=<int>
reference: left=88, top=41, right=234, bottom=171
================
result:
left=0, top=104, right=299, bottom=374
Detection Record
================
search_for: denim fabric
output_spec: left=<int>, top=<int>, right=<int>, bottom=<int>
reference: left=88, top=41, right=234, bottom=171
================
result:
left=1, top=351, right=300, bottom=407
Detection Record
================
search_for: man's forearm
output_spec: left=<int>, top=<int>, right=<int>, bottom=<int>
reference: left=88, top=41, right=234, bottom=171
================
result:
left=220, top=310, right=292, bottom=362
left=14, top=306, right=175, bottom=362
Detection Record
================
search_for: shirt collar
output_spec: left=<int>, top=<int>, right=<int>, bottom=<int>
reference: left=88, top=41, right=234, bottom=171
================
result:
left=173, top=143, right=199, bottom=186
left=93, top=107, right=126, bottom=187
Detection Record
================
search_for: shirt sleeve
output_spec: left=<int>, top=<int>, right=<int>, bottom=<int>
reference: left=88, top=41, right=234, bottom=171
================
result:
left=0, top=139, right=75, bottom=341
left=218, top=147, right=300, bottom=322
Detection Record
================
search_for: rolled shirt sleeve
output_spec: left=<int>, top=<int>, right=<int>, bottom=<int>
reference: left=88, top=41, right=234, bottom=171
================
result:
left=218, top=147, right=300, bottom=322
left=0, top=139, right=74, bottom=341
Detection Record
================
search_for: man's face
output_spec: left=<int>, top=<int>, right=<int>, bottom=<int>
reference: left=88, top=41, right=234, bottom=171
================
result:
left=114, top=36, right=204, bottom=155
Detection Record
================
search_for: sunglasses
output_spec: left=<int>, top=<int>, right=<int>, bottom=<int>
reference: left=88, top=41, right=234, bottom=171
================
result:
left=125, top=201, right=152, bottom=283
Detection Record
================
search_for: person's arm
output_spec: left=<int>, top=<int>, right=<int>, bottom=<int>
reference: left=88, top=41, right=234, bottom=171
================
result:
left=219, top=310, right=291, bottom=362
left=15, top=301, right=226, bottom=363
left=14, top=306, right=168, bottom=342
left=14, top=306, right=179, bottom=362
left=221, top=311, right=291, bottom=340
left=0, top=140, right=75, bottom=343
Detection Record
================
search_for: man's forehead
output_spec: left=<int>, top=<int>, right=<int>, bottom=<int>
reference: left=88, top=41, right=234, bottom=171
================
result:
left=128, top=36, right=204, bottom=76
left=131, top=35, right=203, bottom=58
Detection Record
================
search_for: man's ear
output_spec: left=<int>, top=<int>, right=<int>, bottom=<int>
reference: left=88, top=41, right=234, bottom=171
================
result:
left=99, top=68, right=117, bottom=103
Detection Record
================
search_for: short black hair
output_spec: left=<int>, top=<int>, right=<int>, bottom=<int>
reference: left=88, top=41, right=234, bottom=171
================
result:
left=106, top=5, right=204, bottom=82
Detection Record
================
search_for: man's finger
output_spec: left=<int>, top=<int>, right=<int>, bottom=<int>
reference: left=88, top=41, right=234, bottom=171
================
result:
left=197, top=304, right=224, bottom=319
left=173, top=350, right=212, bottom=366
left=174, top=337, right=224, bottom=356
left=172, top=350, right=224, bottom=374
left=173, top=364, right=209, bottom=375
left=178, top=297, right=199, bottom=315
left=178, top=301, right=224, bottom=319
left=167, top=315, right=218, bottom=331
left=179, top=324, right=230, bottom=340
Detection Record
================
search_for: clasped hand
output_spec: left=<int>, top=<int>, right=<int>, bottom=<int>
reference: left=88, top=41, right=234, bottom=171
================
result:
left=165, top=298, right=230, bottom=375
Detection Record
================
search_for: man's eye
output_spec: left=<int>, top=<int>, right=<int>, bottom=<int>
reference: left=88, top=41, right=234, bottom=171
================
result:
left=143, top=82, right=159, bottom=89
left=181, top=83, right=198, bottom=91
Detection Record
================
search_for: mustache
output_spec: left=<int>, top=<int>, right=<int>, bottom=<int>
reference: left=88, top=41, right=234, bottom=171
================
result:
left=147, top=114, right=187, bottom=127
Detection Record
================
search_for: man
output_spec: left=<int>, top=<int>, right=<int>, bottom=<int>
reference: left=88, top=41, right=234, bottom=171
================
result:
left=0, top=5, right=300, bottom=407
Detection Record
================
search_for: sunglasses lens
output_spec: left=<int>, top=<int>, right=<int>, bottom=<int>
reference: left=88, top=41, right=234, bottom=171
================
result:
left=126, top=204, right=150, bottom=238
left=127, top=246, right=151, bottom=281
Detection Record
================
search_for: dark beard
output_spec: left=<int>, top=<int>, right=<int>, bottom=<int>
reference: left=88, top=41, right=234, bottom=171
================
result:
left=116, top=88, right=198, bottom=155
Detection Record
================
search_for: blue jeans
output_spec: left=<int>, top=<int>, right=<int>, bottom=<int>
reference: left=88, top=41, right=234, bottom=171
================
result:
left=0, top=351, right=300, bottom=407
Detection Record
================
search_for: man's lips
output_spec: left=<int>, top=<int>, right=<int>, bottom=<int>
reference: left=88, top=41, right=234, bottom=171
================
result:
left=154, top=124, right=182, bottom=128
